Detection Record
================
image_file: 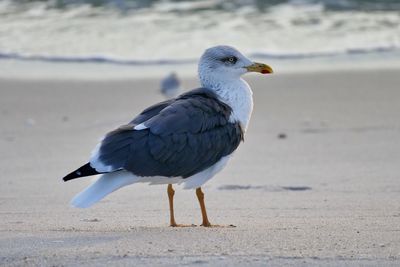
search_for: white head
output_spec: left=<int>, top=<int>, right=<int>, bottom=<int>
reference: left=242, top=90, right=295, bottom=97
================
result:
left=198, top=45, right=273, bottom=89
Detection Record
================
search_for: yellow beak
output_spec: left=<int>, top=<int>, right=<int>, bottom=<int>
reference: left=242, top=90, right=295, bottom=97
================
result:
left=245, top=62, right=273, bottom=74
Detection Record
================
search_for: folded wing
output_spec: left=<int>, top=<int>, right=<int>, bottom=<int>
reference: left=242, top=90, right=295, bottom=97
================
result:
left=90, top=88, right=244, bottom=178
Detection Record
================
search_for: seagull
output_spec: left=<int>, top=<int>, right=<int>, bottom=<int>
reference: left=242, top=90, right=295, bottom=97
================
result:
left=62, top=45, right=273, bottom=227
left=160, top=72, right=181, bottom=98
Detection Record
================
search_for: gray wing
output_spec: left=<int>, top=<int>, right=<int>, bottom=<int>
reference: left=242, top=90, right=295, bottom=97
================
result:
left=130, top=99, right=173, bottom=125
left=91, top=89, right=244, bottom=178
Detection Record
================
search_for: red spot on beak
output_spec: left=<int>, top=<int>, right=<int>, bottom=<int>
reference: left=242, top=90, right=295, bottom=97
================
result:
left=261, top=69, right=271, bottom=74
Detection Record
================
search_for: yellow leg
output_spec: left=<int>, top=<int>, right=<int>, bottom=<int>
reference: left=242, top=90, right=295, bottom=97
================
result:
left=167, top=184, right=178, bottom=227
left=196, top=187, right=212, bottom=227
left=168, top=184, right=195, bottom=227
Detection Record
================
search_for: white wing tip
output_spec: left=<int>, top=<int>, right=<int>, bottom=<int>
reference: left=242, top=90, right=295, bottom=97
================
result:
left=89, top=143, right=114, bottom=173
left=134, top=123, right=148, bottom=130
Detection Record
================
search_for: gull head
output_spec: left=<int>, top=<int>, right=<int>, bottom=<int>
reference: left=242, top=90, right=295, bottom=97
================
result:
left=198, top=45, right=273, bottom=89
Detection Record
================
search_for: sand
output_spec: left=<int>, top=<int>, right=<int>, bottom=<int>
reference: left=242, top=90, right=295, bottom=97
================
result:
left=0, top=69, right=400, bottom=266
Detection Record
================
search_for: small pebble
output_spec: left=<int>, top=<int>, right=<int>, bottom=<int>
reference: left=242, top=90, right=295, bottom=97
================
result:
left=278, top=133, right=287, bottom=139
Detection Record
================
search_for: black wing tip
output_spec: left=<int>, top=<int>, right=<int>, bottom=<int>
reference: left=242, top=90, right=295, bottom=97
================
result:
left=62, top=174, right=75, bottom=182
left=62, top=171, right=80, bottom=182
left=62, top=162, right=101, bottom=182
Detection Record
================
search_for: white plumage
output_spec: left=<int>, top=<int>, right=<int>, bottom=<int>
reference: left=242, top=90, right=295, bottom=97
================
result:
left=71, top=171, right=140, bottom=208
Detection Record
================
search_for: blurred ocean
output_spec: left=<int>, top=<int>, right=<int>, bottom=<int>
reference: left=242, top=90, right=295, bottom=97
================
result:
left=0, top=0, right=399, bottom=67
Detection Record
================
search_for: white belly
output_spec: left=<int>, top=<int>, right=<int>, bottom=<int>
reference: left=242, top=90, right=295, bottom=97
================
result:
left=138, top=155, right=231, bottom=189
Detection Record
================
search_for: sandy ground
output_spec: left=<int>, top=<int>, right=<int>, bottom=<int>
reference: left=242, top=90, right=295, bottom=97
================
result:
left=0, top=69, right=400, bottom=266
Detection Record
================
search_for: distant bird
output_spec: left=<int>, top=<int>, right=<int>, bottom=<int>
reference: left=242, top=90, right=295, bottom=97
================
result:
left=160, top=72, right=181, bottom=98
left=63, top=45, right=273, bottom=227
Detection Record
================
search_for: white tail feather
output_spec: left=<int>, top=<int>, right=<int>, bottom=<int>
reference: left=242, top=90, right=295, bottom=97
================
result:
left=71, top=171, right=140, bottom=208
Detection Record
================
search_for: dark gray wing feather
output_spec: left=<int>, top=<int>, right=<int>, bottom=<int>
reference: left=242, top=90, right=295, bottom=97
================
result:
left=130, top=99, right=173, bottom=125
left=94, top=88, right=244, bottom=178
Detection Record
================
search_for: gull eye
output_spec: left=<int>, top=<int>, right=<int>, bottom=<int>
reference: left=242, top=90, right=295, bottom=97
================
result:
left=221, top=56, right=237, bottom=64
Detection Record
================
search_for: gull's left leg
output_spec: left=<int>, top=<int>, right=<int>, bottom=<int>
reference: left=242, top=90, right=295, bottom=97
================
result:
left=195, top=187, right=236, bottom=228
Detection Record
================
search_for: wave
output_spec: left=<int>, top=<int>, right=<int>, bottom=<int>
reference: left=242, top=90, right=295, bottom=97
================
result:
left=5, top=0, right=400, bottom=13
left=252, top=46, right=400, bottom=60
left=1, top=46, right=398, bottom=66
left=1, top=0, right=399, bottom=66
left=0, top=52, right=195, bottom=66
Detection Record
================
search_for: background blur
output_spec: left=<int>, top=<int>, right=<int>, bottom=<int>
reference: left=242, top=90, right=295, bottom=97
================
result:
left=1, top=0, right=400, bottom=77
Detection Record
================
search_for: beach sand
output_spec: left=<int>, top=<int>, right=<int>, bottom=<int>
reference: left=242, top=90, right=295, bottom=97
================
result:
left=0, top=69, right=399, bottom=266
